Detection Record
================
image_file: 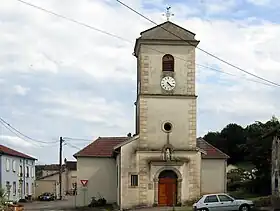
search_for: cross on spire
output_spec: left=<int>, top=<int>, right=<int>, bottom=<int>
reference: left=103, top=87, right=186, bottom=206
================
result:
left=163, top=6, right=174, bottom=21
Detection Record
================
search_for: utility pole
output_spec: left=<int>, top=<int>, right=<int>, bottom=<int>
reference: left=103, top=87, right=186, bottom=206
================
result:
left=59, top=137, right=64, bottom=200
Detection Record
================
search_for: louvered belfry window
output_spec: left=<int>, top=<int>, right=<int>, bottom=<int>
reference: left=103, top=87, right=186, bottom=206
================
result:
left=162, top=54, right=174, bottom=71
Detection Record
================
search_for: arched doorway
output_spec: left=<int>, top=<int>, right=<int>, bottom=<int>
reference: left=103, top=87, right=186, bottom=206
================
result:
left=158, top=170, right=178, bottom=206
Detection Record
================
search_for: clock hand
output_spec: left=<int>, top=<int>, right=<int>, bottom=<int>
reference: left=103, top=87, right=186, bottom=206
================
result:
left=167, top=82, right=173, bottom=87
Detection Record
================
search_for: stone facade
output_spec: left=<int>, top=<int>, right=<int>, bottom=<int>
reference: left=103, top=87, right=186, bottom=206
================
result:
left=119, top=148, right=202, bottom=209
left=72, top=21, right=227, bottom=210
left=139, top=97, right=148, bottom=149
left=121, top=21, right=202, bottom=209
left=188, top=99, right=197, bottom=148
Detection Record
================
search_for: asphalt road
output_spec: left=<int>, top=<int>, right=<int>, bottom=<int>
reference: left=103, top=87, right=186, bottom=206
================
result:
left=20, top=196, right=76, bottom=211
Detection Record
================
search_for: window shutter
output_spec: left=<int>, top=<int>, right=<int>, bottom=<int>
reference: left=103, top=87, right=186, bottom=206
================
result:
left=12, top=160, right=16, bottom=172
left=6, top=159, right=10, bottom=171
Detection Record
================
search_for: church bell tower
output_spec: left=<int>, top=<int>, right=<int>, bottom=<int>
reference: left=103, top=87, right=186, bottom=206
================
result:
left=133, top=17, right=200, bottom=151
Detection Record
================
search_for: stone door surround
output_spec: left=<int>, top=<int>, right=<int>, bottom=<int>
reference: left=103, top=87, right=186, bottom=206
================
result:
left=153, top=166, right=182, bottom=205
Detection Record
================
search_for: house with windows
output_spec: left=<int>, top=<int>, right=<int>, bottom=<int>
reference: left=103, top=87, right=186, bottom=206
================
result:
left=35, top=159, right=77, bottom=198
left=0, top=144, right=36, bottom=202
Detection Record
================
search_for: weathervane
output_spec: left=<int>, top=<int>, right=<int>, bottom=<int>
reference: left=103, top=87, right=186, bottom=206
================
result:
left=163, top=6, right=174, bottom=21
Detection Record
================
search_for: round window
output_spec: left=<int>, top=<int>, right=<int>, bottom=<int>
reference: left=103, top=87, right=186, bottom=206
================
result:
left=163, top=122, right=172, bottom=132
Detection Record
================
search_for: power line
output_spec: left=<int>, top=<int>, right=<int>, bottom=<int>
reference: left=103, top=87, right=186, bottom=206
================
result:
left=0, top=120, right=56, bottom=147
left=13, top=0, right=277, bottom=87
left=196, top=64, right=273, bottom=87
left=65, top=142, right=81, bottom=151
left=15, top=0, right=130, bottom=43
left=116, top=0, right=280, bottom=87
left=0, top=120, right=32, bottom=143
left=0, top=117, right=58, bottom=144
left=63, top=137, right=92, bottom=142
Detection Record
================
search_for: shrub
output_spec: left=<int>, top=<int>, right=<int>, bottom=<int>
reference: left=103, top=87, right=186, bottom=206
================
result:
left=253, top=196, right=271, bottom=207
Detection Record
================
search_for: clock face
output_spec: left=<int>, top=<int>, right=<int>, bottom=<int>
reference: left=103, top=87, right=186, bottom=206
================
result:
left=161, top=76, right=176, bottom=91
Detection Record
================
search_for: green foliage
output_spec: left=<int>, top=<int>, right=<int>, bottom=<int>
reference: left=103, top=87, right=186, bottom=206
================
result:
left=0, top=188, right=7, bottom=210
left=252, top=196, right=271, bottom=207
left=204, top=116, right=280, bottom=195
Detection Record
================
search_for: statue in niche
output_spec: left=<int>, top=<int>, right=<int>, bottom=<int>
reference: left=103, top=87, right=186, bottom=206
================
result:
left=165, top=148, right=171, bottom=161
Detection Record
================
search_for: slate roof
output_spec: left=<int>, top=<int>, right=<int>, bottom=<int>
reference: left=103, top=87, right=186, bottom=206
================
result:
left=73, top=137, right=229, bottom=159
left=139, top=21, right=197, bottom=41
left=0, top=144, right=36, bottom=160
left=65, top=161, right=77, bottom=171
left=36, top=164, right=61, bottom=171
left=134, top=21, right=200, bottom=57
left=36, top=162, right=76, bottom=171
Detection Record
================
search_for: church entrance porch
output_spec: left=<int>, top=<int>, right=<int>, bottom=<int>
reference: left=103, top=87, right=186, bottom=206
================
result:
left=158, top=170, right=177, bottom=206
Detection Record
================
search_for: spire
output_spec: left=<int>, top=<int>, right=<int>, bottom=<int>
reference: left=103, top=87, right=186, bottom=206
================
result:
left=163, top=6, right=174, bottom=21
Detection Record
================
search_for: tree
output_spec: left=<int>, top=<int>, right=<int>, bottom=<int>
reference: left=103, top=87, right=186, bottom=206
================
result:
left=244, top=117, right=280, bottom=194
left=0, top=188, right=7, bottom=210
left=203, top=131, right=224, bottom=149
left=220, top=124, right=247, bottom=164
left=203, top=124, right=246, bottom=164
left=203, top=116, right=280, bottom=195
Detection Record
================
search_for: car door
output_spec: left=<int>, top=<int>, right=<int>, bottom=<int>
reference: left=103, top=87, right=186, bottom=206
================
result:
left=203, top=195, right=221, bottom=211
left=217, top=194, right=236, bottom=211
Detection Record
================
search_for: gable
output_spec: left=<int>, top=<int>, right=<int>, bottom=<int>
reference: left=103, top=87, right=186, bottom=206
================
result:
left=133, top=21, right=200, bottom=57
left=139, top=21, right=197, bottom=41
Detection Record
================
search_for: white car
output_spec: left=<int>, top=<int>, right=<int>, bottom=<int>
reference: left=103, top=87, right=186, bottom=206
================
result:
left=193, top=193, right=255, bottom=211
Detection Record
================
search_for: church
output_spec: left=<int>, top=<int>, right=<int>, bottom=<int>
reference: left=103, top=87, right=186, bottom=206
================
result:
left=73, top=20, right=229, bottom=209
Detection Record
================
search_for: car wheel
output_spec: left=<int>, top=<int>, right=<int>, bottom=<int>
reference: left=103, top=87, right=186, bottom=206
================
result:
left=239, top=204, right=250, bottom=211
left=200, top=208, right=209, bottom=211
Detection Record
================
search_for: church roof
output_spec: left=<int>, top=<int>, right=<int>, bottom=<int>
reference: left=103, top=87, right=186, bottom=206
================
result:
left=134, top=21, right=199, bottom=57
left=139, top=21, right=197, bottom=41
left=196, top=137, right=229, bottom=159
left=73, top=137, right=129, bottom=158
left=73, top=136, right=229, bottom=159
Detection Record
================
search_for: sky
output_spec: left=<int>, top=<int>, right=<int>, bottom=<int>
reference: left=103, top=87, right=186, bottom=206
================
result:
left=1, top=0, right=280, bottom=164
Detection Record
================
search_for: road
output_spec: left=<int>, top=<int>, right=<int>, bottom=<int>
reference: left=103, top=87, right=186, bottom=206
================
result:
left=20, top=196, right=77, bottom=211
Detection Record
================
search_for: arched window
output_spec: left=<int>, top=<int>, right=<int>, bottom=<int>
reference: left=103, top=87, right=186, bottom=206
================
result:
left=162, top=54, right=174, bottom=71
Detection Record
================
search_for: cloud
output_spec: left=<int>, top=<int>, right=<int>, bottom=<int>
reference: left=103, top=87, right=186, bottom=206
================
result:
left=246, top=0, right=271, bottom=6
left=1, top=135, right=37, bottom=148
left=1, top=0, right=280, bottom=163
left=200, top=0, right=237, bottom=14
left=14, top=85, right=30, bottom=96
left=40, top=95, right=132, bottom=129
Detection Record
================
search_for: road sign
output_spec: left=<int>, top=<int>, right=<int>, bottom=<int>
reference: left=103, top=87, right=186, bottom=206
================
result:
left=80, top=179, right=88, bottom=187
